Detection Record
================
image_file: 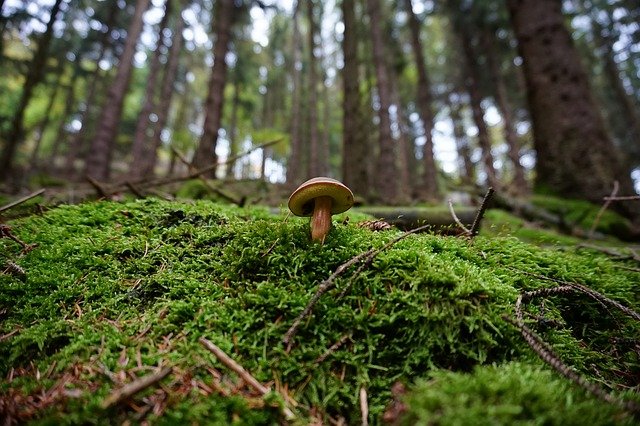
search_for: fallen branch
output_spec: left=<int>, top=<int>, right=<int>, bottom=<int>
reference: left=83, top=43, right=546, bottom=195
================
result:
left=283, top=223, right=433, bottom=348
left=603, top=195, right=640, bottom=201
left=314, top=334, right=351, bottom=364
left=469, top=187, right=494, bottom=237
left=360, top=386, right=369, bottom=426
left=589, top=181, right=619, bottom=239
left=101, top=366, right=173, bottom=408
left=0, top=189, right=45, bottom=214
left=199, top=337, right=295, bottom=420
left=448, top=199, right=471, bottom=235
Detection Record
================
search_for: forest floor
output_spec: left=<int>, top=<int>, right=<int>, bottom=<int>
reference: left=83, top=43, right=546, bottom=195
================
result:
left=0, top=183, right=639, bottom=424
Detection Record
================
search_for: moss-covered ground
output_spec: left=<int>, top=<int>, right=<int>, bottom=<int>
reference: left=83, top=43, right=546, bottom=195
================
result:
left=1, top=198, right=639, bottom=424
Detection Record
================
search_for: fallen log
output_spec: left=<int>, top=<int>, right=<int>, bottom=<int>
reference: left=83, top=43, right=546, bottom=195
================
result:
left=355, top=206, right=477, bottom=233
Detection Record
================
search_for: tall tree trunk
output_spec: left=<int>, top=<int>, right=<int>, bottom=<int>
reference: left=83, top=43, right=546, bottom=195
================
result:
left=404, top=0, right=439, bottom=200
left=507, top=0, right=637, bottom=219
left=447, top=93, right=475, bottom=185
left=85, top=0, right=151, bottom=181
left=341, top=0, right=370, bottom=198
left=306, top=0, right=323, bottom=177
left=28, top=72, right=63, bottom=170
left=0, top=0, right=64, bottom=181
left=453, top=18, right=498, bottom=188
left=192, top=0, right=236, bottom=177
left=129, top=0, right=170, bottom=178
left=226, top=79, right=240, bottom=178
left=143, top=7, right=184, bottom=178
left=389, top=67, right=412, bottom=203
left=287, top=0, right=304, bottom=185
left=49, top=74, right=79, bottom=162
left=482, top=28, right=528, bottom=193
left=366, top=0, right=398, bottom=203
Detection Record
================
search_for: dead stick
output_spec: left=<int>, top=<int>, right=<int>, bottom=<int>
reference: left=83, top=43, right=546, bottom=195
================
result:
left=469, top=187, right=494, bottom=237
left=86, top=175, right=109, bottom=198
left=283, top=223, right=434, bottom=347
left=590, top=180, right=619, bottom=239
left=603, top=195, right=640, bottom=201
left=125, top=181, right=146, bottom=198
left=0, top=189, right=46, bottom=213
left=199, top=337, right=295, bottom=420
left=314, top=334, right=351, bottom=364
left=448, top=199, right=471, bottom=235
left=360, top=386, right=369, bottom=426
left=101, top=366, right=173, bottom=408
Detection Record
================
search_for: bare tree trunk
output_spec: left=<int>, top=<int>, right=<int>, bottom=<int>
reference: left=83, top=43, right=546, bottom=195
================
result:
left=85, top=0, right=151, bottom=181
left=482, top=28, right=528, bottom=193
left=28, top=72, right=63, bottom=171
left=447, top=93, right=475, bottom=185
left=192, top=0, right=236, bottom=177
left=129, top=0, right=170, bottom=178
left=403, top=0, right=439, bottom=200
left=507, top=0, right=638, bottom=219
left=389, top=67, right=411, bottom=203
left=341, top=0, right=370, bottom=199
left=226, top=79, right=240, bottom=179
left=306, top=0, right=323, bottom=177
left=49, top=75, right=78, bottom=162
left=0, top=0, right=64, bottom=181
left=286, top=1, right=303, bottom=185
left=366, top=0, right=398, bottom=203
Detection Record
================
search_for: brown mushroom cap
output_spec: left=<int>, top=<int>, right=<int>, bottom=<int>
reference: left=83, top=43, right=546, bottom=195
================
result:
left=288, top=177, right=354, bottom=217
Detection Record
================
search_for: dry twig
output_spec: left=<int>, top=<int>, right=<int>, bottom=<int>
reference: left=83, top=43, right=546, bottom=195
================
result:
left=448, top=199, right=472, bottom=235
left=314, top=334, right=351, bottom=364
left=360, top=386, right=369, bottom=426
left=283, top=223, right=433, bottom=348
left=101, top=366, right=173, bottom=408
left=590, top=181, right=619, bottom=239
left=469, top=187, right=494, bottom=237
left=603, top=195, right=640, bottom=201
left=199, top=337, right=295, bottom=420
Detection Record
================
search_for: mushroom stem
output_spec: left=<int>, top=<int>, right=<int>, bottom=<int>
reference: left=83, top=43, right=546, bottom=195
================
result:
left=311, top=196, right=334, bottom=243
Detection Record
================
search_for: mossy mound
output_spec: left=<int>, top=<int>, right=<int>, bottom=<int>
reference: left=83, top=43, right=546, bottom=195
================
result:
left=1, top=198, right=638, bottom=424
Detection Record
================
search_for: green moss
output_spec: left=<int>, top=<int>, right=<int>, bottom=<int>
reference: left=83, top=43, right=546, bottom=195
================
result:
left=0, top=198, right=638, bottom=424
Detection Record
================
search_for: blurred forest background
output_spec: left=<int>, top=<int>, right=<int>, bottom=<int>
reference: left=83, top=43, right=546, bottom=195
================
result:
left=0, top=0, right=639, bottom=215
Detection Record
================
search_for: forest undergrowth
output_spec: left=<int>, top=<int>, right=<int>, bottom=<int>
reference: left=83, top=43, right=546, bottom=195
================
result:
left=0, top=196, right=639, bottom=424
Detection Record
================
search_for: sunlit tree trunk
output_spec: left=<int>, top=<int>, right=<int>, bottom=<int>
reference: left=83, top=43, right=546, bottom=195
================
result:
left=482, top=28, right=528, bottom=193
left=0, top=0, right=64, bottom=181
left=306, top=0, right=323, bottom=177
left=341, top=0, right=370, bottom=198
left=404, top=0, right=439, bottom=200
left=192, top=0, right=236, bottom=177
left=507, top=0, right=637, bottom=218
left=143, top=5, right=184, bottom=178
left=85, top=0, right=151, bottom=180
left=129, top=0, right=170, bottom=179
left=366, top=0, right=398, bottom=203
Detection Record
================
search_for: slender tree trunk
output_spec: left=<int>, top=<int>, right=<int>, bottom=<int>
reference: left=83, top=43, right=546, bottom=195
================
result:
left=129, top=0, right=170, bottom=178
left=389, top=67, right=412, bottom=203
left=49, top=75, right=79, bottom=162
left=507, top=0, right=637, bottom=219
left=287, top=0, right=303, bottom=185
left=341, top=0, right=370, bottom=198
left=454, top=18, right=498, bottom=188
left=85, top=0, right=151, bottom=181
left=306, top=0, right=322, bottom=177
left=28, top=72, right=63, bottom=170
left=482, top=28, right=528, bottom=193
left=226, top=79, right=240, bottom=179
left=192, top=0, right=236, bottom=177
left=366, top=0, right=398, bottom=203
left=0, top=0, right=64, bottom=181
left=404, top=0, right=439, bottom=200
left=447, top=93, right=475, bottom=185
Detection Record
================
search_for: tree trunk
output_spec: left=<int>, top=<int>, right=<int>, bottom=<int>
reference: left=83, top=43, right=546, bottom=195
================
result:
left=142, top=4, right=184, bottom=178
left=341, top=0, right=370, bottom=199
left=192, top=0, right=236, bottom=177
left=507, top=0, right=638, bottom=219
left=28, top=72, right=63, bottom=171
left=389, top=66, right=412, bottom=203
left=453, top=18, right=498, bottom=189
left=286, top=0, right=303, bottom=185
left=306, top=0, right=323, bottom=177
left=226, top=79, right=240, bottom=179
left=129, top=0, right=170, bottom=179
left=0, top=0, right=64, bottom=181
left=403, top=0, right=439, bottom=200
left=481, top=27, right=528, bottom=194
left=366, top=0, right=398, bottom=203
left=447, top=94, right=475, bottom=185
left=49, top=74, right=79, bottom=162
left=85, top=0, right=151, bottom=181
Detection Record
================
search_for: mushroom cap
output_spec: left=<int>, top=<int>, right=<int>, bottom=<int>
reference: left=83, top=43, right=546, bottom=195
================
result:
left=288, top=177, right=354, bottom=217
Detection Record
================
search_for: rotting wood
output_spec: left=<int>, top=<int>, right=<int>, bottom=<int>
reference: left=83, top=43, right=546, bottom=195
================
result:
left=0, top=189, right=46, bottom=213
left=356, top=207, right=476, bottom=232
left=101, top=366, right=173, bottom=408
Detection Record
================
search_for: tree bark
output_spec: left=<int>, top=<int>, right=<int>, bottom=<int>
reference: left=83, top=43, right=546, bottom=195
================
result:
left=481, top=27, right=528, bottom=194
left=403, top=0, right=440, bottom=200
left=85, top=0, right=151, bottom=181
left=192, top=0, right=236, bottom=177
left=366, top=0, right=398, bottom=203
left=447, top=93, right=475, bottom=185
left=226, top=79, right=240, bottom=179
left=340, top=0, right=370, bottom=198
left=306, top=0, right=323, bottom=177
left=129, top=0, right=170, bottom=179
left=286, top=0, right=303, bottom=185
left=507, top=0, right=638, bottom=219
left=28, top=72, right=63, bottom=170
left=0, top=0, right=65, bottom=181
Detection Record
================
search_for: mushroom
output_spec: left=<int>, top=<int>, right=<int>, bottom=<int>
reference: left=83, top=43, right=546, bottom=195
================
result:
left=288, top=177, right=354, bottom=243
